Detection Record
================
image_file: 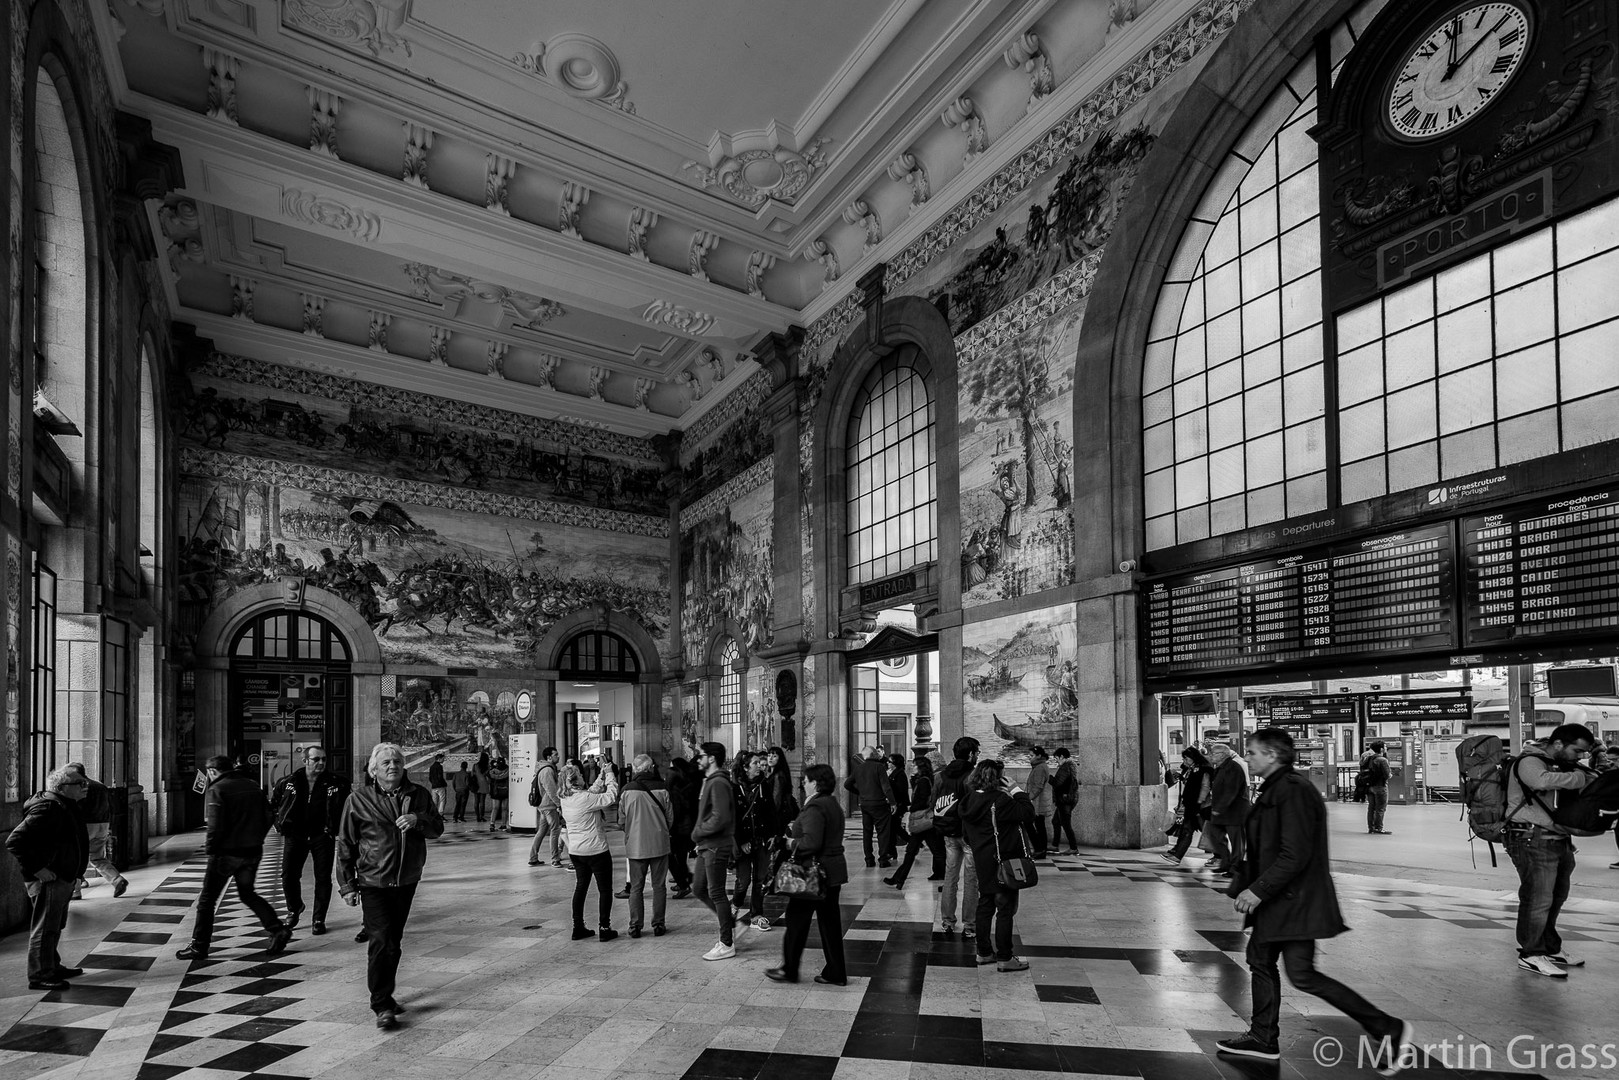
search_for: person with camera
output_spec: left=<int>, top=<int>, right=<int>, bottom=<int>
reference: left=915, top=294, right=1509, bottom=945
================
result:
left=559, top=760, right=622, bottom=940
left=959, top=758, right=1036, bottom=972
left=765, top=763, right=848, bottom=985
left=336, top=743, right=444, bottom=1030
left=270, top=744, right=350, bottom=936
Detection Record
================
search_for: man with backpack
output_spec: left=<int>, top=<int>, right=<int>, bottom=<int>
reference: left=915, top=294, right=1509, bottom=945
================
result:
left=1363, top=742, right=1393, bottom=834
left=1502, top=723, right=1596, bottom=978
left=527, top=746, right=566, bottom=868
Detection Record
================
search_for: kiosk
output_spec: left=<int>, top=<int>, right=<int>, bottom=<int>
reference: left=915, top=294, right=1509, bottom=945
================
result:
left=508, top=734, right=539, bottom=831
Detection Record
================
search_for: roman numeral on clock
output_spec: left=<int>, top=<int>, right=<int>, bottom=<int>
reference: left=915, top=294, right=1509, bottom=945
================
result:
left=1401, top=106, right=1423, bottom=128
left=1420, top=111, right=1438, bottom=132
left=1491, top=53, right=1516, bottom=74
left=1447, top=105, right=1464, bottom=124
left=1498, top=27, right=1521, bottom=48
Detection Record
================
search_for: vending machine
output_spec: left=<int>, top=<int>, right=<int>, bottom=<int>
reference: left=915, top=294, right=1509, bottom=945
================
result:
left=1294, top=739, right=1338, bottom=800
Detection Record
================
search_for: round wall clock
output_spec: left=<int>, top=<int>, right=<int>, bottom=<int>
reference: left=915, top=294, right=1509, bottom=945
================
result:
left=1385, top=2, right=1532, bottom=140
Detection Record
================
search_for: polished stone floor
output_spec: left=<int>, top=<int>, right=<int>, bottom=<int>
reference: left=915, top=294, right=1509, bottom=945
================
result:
left=2, top=811, right=1617, bottom=1080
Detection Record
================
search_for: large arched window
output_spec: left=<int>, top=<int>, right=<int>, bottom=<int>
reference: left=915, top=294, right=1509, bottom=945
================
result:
left=846, top=348, right=937, bottom=583
left=558, top=630, right=640, bottom=679
left=717, top=638, right=742, bottom=728
left=1142, top=57, right=1324, bottom=550
left=232, top=610, right=351, bottom=662
left=32, top=66, right=90, bottom=447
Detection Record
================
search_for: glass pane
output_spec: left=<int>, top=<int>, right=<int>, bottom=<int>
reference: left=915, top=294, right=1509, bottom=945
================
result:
left=1493, top=227, right=1553, bottom=290
left=1383, top=278, right=1433, bottom=332
left=1207, top=309, right=1242, bottom=367
left=1285, top=416, right=1327, bottom=473
left=1211, top=494, right=1247, bottom=535
left=1277, top=169, right=1315, bottom=231
left=1337, top=300, right=1380, bottom=351
left=1557, top=249, right=1619, bottom=332
left=1563, top=388, right=1619, bottom=449
left=1240, top=239, right=1280, bottom=299
left=1494, top=342, right=1557, bottom=418
left=1385, top=383, right=1437, bottom=449
left=1282, top=325, right=1323, bottom=373
left=1244, top=341, right=1282, bottom=388
left=1384, top=323, right=1435, bottom=391
left=1209, top=444, right=1246, bottom=499
left=1144, top=422, right=1174, bottom=471
left=1340, top=456, right=1386, bottom=502
left=1283, top=367, right=1325, bottom=421
left=1247, top=483, right=1286, bottom=526
left=1174, top=373, right=1208, bottom=414
left=1239, top=188, right=1278, bottom=251
left=1205, top=259, right=1241, bottom=317
left=1246, top=431, right=1284, bottom=487
left=1495, top=277, right=1555, bottom=354
left=1173, top=326, right=1207, bottom=382
left=1144, top=467, right=1175, bottom=517
left=1556, top=196, right=1619, bottom=265
left=1560, top=319, right=1619, bottom=400
left=1207, top=358, right=1243, bottom=403
left=1174, top=409, right=1209, bottom=461
left=1177, top=504, right=1212, bottom=543
left=1243, top=294, right=1282, bottom=350
left=1386, top=440, right=1438, bottom=490
left=1280, top=272, right=1320, bottom=336
left=1245, top=379, right=1283, bottom=436
left=1174, top=458, right=1209, bottom=509
left=1439, top=363, right=1495, bottom=434
left=1208, top=395, right=1244, bottom=449
left=1437, top=253, right=1491, bottom=312
left=1436, top=299, right=1492, bottom=374
left=1338, top=341, right=1384, bottom=406
left=1280, top=220, right=1320, bottom=284
left=1497, top=407, right=1559, bottom=464
left=1440, top=425, right=1496, bottom=479
left=1286, top=470, right=1327, bottom=516
left=1339, top=400, right=1386, bottom=462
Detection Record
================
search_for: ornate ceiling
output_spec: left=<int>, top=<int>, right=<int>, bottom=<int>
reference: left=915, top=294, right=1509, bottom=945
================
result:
left=102, top=0, right=1178, bottom=436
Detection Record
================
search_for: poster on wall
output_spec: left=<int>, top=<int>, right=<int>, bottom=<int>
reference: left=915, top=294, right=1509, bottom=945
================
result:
left=958, top=307, right=1080, bottom=606
left=239, top=672, right=324, bottom=733
left=962, top=604, right=1079, bottom=764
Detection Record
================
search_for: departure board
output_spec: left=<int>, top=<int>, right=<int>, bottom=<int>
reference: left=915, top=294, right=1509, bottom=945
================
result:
left=1461, top=483, right=1619, bottom=646
left=1144, top=523, right=1455, bottom=681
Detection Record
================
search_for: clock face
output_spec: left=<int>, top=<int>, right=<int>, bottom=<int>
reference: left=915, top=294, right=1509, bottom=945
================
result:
left=1386, top=2, right=1532, bottom=140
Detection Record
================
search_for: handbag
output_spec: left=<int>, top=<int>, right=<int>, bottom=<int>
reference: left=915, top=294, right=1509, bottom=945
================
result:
left=992, top=800, right=1038, bottom=890
left=773, top=856, right=823, bottom=899
left=906, top=807, right=933, bottom=833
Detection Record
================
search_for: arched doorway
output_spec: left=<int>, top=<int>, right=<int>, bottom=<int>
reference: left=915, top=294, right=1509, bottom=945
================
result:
left=227, top=610, right=353, bottom=790
left=534, top=606, right=663, bottom=768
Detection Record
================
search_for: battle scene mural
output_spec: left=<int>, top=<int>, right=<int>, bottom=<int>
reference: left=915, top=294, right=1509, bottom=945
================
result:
left=680, top=480, right=775, bottom=665
left=175, top=363, right=667, bottom=516
left=910, top=125, right=1155, bottom=337
left=958, top=305, right=1080, bottom=606
left=177, top=475, right=668, bottom=667
left=379, top=673, right=536, bottom=759
left=962, top=605, right=1079, bottom=765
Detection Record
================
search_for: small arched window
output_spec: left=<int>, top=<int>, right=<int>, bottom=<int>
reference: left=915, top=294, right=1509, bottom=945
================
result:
left=717, top=638, right=742, bottom=728
left=232, top=610, right=350, bottom=662
left=846, top=348, right=937, bottom=583
left=558, top=631, right=640, bottom=679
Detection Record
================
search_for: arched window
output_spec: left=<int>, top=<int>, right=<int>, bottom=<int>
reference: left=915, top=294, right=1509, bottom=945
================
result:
left=846, top=348, right=937, bottom=583
left=717, top=638, right=741, bottom=728
left=1143, top=57, right=1324, bottom=550
left=558, top=630, right=640, bottom=679
left=232, top=610, right=350, bottom=662
left=32, top=66, right=90, bottom=446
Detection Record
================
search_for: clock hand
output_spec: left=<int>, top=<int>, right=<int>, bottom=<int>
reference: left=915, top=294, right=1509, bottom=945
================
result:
left=1442, top=16, right=1461, bottom=81
left=1447, top=14, right=1509, bottom=80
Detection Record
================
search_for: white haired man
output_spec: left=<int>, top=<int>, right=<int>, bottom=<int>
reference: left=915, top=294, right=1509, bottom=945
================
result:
left=5, top=766, right=90, bottom=989
left=337, top=743, right=444, bottom=1030
left=620, top=753, right=674, bottom=938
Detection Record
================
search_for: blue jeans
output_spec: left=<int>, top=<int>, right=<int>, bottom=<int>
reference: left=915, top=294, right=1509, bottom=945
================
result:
left=1504, top=828, right=1574, bottom=958
left=692, top=846, right=734, bottom=945
left=940, top=835, right=977, bottom=927
left=1366, top=788, right=1388, bottom=831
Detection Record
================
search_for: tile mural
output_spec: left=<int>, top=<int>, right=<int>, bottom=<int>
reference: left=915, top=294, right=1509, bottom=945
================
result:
left=680, top=476, right=775, bottom=666
left=962, top=604, right=1080, bottom=765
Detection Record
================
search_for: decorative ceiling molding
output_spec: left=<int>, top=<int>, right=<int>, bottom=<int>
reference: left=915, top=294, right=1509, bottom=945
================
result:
left=512, top=34, right=636, bottom=115
left=941, top=97, right=987, bottom=167
left=281, top=0, right=414, bottom=59
left=643, top=300, right=717, bottom=337
left=681, top=138, right=832, bottom=208
left=402, top=262, right=567, bottom=331
left=281, top=188, right=383, bottom=242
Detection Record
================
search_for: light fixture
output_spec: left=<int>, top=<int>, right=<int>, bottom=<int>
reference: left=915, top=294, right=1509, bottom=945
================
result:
left=571, top=682, right=595, bottom=688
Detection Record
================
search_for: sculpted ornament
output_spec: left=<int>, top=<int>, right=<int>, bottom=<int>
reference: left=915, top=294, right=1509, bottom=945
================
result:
left=402, top=263, right=567, bottom=330
left=282, top=0, right=413, bottom=58
left=688, top=230, right=720, bottom=280
left=587, top=366, right=609, bottom=400
left=804, top=238, right=839, bottom=292
left=402, top=122, right=433, bottom=188
left=643, top=300, right=717, bottom=337
left=842, top=200, right=882, bottom=254
left=744, top=251, right=776, bottom=299
left=427, top=325, right=451, bottom=365
left=512, top=35, right=636, bottom=114
left=681, top=137, right=832, bottom=208
left=282, top=189, right=383, bottom=242
left=633, top=377, right=656, bottom=412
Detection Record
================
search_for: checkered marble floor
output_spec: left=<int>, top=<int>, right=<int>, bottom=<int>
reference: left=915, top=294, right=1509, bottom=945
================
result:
left=1, top=818, right=1615, bottom=1080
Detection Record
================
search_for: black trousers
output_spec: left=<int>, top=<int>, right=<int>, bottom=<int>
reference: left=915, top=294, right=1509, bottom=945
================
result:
left=973, top=868, right=1021, bottom=962
left=731, top=842, right=772, bottom=918
left=860, top=802, right=892, bottom=864
left=669, top=832, right=695, bottom=889
left=281, top=833, right=335, bottom=923
left=780, top=884, right=845, bottom=982
left=1052, top=804, right=1078, bottom=850
left=890, top=827, right=945, bottom=884
left=453, top=790, right=469, bottom=820
left=359, top=883, right=417, bottom=1014
left=1030, top=816, right=1049, bottom=855
left=570, top=850, right=614, bottom=930
left=192, top=854, right=282, bottom=951
left=1246, top=938, right=1398, bottom=1049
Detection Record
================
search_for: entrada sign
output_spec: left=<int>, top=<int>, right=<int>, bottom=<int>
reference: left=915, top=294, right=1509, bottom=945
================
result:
left=859, top=571, right=917, bottom=607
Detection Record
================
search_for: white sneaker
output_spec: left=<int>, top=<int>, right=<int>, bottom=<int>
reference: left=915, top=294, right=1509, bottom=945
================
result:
left=1546, top=951, right=1584, bottom=967
left=1518, top=955, right=1567, bottom=978
left=703, top=941, right=736, bottom=962
left=752, top=916, right=772, bottom=932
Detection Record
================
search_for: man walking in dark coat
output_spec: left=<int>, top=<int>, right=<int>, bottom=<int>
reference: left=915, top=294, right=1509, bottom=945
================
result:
left=844, top=746, right=897, bottom=868
left=1218, top=728, right=1413, bottom=1075
left=1206, top=742, right=1249, bottom=876
left=270, top=744, right=350, bottom=935
left=5, top=766, right=90, bottom=989
left=178, top=756, right=293, bottom=960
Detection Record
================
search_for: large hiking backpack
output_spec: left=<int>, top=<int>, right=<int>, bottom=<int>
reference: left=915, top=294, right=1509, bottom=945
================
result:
left=1351, top=763, right=1371, bottom=803
left=1458, top=735, right=1509, bottom=846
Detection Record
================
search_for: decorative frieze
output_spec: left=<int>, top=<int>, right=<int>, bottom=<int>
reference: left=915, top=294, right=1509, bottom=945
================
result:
left=181, top=447, right=670, bottom=537
left=486, top=341, right=508, bottom=377
left=633, top=377, right=656, bottom=412
left=1004, top=32, right=1056, bottom=114
left=427, top=325, right=451, bottom=365
left=535, top=354, right=561, bottom=390
left=941, top=97, right=988, bottom=166
left=679, top=368, right=772, bottom=463
left=402, top=263, right=566, bottom=330
left=282, top=189, right=383, bottom=242
left=680, top=138, right=832, bottom=208
left=587, top=366, right=609, bottom=401
left=643, top=300, right=716, bottom=337
left=301, top=293, right=326, bottom=337
left=282, top=0, right=413, bottom=58
left=679, top=457, right=773, bottom=531
left=804, top=238, right=839, bottom=292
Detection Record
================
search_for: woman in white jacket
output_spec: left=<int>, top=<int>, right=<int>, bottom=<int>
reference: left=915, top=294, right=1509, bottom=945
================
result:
left=560, top=763, right=620, bottom=941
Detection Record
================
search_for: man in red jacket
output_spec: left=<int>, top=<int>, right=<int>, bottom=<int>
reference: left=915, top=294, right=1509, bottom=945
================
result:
left=1218, top=729, right=1413, bottom=1076
left=338, top=742, right=444, bottom=1030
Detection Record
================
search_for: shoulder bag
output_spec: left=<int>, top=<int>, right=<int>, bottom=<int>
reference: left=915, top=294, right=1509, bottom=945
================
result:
left=993, top=799, right=1039, bottom=890
left=773, top=803, right=825, bottom=899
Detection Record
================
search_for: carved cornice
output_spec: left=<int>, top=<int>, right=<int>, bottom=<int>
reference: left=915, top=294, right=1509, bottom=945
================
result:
left=402, top=262, right=566, bottom=330
left=681, top=138, right=832, bottom=208
left=181, top=447, right=670, bottom=537
left=643, top=300, right=717, bottom=337
left=282, top=189, right=382, bottom=241
left=802, top=0, right=1249, bottom=361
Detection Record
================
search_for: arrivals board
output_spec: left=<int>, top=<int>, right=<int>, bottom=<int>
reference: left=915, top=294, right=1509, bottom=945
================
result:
left=1144, top=523, right=1455, bottom=681
left=1461, top=483, right=1619, bottom=646
left=1268, top=697, right=1360, bottom=724
left=1364, top=693, right=1472, bottom=721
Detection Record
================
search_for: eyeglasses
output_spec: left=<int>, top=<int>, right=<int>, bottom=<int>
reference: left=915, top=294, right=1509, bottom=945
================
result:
left=308, top=757, right=327, bottom=763
left=60, top=780, right=87, bottom=788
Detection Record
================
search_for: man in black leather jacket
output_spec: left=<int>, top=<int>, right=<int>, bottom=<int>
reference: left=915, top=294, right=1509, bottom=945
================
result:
left=270, top=745, right=350, bottom=936
left=5, top=766, right=90, bottom=989
left=178, top=756, right=292, bottom=961
left=337, top=743, right=444, bottom=1030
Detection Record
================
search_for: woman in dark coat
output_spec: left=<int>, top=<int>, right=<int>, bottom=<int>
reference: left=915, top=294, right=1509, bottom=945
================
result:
left=766, top=763, right=848, bottom=986
left=958, top=759, right=1036, bottom=971
left=1164, top=746, right=1213, bottom=863
left=884, top=752, right=909, bottom=863
left=765, top=746, right=797, bottom=822
left=666, top=758, right=698, bottom=897
left=883, top=755, right=946, bottom=887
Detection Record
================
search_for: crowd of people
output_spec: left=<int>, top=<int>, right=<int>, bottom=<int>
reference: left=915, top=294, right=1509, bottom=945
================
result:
left=20, top=721, right=1616, bottom=1076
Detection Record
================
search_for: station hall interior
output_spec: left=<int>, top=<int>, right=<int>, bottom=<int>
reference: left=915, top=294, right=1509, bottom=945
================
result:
left=4, top=0, right=1619, bottom=1075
